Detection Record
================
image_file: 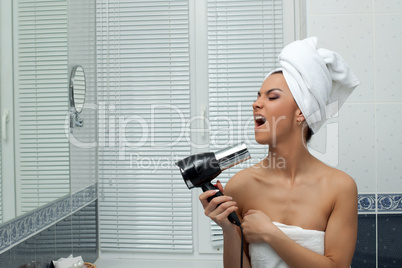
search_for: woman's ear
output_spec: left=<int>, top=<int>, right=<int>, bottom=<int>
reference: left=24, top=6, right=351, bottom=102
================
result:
left=295, top=108, right=305, bottom=123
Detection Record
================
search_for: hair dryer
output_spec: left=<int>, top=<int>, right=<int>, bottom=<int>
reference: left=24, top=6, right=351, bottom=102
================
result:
left=175, top=142, right=251, bottom=226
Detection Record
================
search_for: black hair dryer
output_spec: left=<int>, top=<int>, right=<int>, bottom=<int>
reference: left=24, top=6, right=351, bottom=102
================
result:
left=175, top=142, right=251, bottom=226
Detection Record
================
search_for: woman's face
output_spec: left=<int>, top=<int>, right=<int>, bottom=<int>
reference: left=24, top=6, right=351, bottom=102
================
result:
left=252, top=72, right=300, bottom=146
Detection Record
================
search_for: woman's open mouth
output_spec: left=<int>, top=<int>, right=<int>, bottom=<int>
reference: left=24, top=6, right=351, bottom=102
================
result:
left=254, top=114, right=267, bottom=129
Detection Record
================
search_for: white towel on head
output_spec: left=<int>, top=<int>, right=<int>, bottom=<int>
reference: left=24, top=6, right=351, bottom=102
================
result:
left=265, top=37, right=360, bottom=134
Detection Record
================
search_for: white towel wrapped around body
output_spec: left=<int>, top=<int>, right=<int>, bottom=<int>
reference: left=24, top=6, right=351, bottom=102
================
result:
left=249, top=222, right=325, bottom=268
left=265, top=37, right=360, bottom=134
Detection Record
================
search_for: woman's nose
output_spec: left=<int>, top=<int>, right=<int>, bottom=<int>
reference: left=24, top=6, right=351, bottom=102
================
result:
left=252, top=98, right=263, bottom=110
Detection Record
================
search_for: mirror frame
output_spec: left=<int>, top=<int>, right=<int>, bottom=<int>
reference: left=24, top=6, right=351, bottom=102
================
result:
left=69, top=65, right=86, bottom=130
left=69, top=65, right=87, bottom=114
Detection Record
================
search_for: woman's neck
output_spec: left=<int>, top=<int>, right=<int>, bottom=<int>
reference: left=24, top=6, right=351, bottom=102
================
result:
left=265, top=138, right=314, bottom=183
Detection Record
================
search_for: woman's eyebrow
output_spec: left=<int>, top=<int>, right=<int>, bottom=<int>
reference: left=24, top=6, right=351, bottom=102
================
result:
left=266, top=88, right=283, bottom=94
left=258, top=88, right=283, bottom=96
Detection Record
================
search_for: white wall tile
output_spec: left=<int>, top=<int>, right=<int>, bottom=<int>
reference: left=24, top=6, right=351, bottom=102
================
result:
left=376, top=104, right=402, bottom=193
left=338, top=104, right=376, bottom=193
left=309, top=120, right=341, bottom=168
left=374, top=14, right=402, bottom=102
left=308, top=0, right=372, bottom=14
left=309, top=104, right=376, bottom=193
left=306, top=0, right=402, bottom=211
left=307, top=14, right=374, bottom=102
left=373, top=0, right=402, bottom=13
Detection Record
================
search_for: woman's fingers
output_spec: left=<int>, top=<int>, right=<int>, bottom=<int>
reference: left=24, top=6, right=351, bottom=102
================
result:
left=199, top=189, right=238, bottom=225
left=201, top=191, right=232, bottom=211
left=216, top=180, right=224, bottom=192
left=205, top=197, right=236, bottom=215
left=211, top=201, right=238, bottom=220
left=244, top=209, right=257, bottom=217
left=198, top=182, right=238, bottom=227
left=199, top=189, right=220, bottom=208
left=206, top=199, right=238, bottom=226
left=205, top=196, right=236, bottom=215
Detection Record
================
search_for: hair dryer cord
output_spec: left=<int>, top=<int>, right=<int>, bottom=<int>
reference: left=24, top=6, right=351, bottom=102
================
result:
left=240, top=225, right=244, bottom=268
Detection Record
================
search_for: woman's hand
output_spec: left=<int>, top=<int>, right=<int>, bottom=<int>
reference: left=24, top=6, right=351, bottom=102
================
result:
left=199, top=180, right=238, bottom=230
left=242, top=209, right=277, bottom=244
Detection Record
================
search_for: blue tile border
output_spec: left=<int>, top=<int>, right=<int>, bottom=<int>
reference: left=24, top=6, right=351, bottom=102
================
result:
left=358, top=194, right=376, bottom=212
left=378, top=194, right=402, bottom=212
left=0, top=183, right=97, bottom=254
left=358, top=194, right=402, bottom=213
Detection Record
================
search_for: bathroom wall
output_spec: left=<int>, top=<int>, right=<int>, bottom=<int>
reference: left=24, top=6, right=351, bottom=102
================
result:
left=0, top=200, right=98, bottom=268
left=0, top=0, right=98, bottom=266
left=306, top=0, right=402, bottom=267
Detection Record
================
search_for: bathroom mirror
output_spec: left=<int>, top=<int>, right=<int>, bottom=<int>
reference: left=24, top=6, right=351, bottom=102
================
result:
left=69, top=65, right=87, bottom=113
left=69, top=65, right=86, bottom=129
left=0, top=0, right=71, bottom=225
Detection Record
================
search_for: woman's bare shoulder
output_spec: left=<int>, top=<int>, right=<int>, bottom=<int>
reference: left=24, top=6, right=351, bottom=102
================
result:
left=224, top=164, right=260, bottom=195
left=320, top=163, right=357, bottom=197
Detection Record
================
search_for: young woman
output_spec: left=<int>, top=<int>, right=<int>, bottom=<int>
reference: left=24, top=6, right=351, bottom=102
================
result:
left=199, top=37, right=360, bottom=268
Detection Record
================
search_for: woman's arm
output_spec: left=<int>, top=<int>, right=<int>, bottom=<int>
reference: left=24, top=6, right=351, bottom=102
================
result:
left=242, top=174, right=358, bottom=268
left=199, top=180, right=251, bottom=268
left=223, top=224, right=251, bottom=268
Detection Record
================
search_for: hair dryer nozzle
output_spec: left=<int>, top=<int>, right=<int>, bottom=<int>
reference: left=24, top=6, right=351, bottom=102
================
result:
left=215, top=142, right=251, bottom=171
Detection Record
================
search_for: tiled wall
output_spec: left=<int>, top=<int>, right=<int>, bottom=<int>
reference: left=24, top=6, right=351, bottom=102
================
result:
left=354, top=197, right=402, bottom=267
left=353, top=213, right=402, bottom=267
left=306, top=0, right=402, bottom=267
left=0, top=199, right=98, bottom=268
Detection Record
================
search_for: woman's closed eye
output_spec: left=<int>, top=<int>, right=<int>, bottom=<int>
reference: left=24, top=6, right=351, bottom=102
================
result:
left=265, top=88, right=282, bottom=100
left=255, top=88, right=282, bottom=102
left=267, top=94, right=279, bottom=100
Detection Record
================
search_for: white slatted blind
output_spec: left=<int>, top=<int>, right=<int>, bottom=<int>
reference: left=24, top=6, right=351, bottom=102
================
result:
left=14, top=0, right=70, bottom=214
left=207, top=0, right=284, bottom=247
left=97, top=0, right=193, bottom=252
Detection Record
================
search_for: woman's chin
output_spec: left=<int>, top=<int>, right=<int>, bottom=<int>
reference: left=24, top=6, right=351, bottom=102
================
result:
left=254, top=130, right=282, bottom=146
left=254, top=134, right=271, bottom=145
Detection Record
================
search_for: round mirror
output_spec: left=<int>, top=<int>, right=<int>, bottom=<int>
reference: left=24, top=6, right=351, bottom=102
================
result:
left=69, top=65, right=86, bottom=113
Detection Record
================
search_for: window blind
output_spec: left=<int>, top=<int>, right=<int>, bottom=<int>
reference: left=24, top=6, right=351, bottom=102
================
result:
left=14, top=0, right=70, bottom=214
left=207, top=0, right=283, bottom=247
left=97, top=0, right=193, bottom=252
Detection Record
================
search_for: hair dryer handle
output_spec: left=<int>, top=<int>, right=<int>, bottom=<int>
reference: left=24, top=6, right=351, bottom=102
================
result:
left=201, top=183, right=241, bottom=226
left=201, top=182, right=223, bottom=202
